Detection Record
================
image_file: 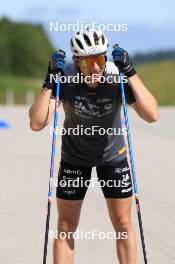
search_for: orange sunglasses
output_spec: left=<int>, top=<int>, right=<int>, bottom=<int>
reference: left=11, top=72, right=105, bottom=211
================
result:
left=78, top=55, right=106, bottom=69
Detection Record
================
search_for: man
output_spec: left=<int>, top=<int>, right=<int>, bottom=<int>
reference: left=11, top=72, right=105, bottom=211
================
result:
left=29, top=28, right=159, bottom=264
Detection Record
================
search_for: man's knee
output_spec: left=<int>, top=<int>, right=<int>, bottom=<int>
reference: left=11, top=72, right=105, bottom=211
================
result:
left=112, top=215, right=132, bottom=232
left=58, top=219, right=79, bottom=232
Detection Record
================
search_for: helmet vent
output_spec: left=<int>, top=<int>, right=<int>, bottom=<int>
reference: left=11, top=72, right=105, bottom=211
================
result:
left=83, top=34, right=91, bottom=46
left=75, top=38, right=84, bottom=50
left=93, top=32, right=99, bottom=45
left=102, top=34, right=105, bottom=44
left=70, top=39, right=74, bottom=47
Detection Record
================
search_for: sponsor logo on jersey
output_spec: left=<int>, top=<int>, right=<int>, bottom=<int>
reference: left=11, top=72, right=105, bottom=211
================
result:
left=121, top=187, right=132, bottom=193
left=115, top=166, right=129, bottom=173
left=63, top=169, right=82, bottom=175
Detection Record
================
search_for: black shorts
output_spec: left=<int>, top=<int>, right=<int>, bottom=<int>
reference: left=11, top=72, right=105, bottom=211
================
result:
left=56, top=158, right=133, bottom=200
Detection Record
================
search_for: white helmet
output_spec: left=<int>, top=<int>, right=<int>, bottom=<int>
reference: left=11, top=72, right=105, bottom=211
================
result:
left=70, top=28, right=109, bottom=57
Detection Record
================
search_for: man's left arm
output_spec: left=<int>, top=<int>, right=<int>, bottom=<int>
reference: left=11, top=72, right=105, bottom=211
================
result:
left=112, top=45, right=159, bottom=123
left=128, top=74, right=159, bottom=123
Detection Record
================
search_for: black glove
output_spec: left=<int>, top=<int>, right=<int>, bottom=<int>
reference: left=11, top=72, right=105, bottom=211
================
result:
left=43, top=49, right=66, bottom=94
left=112, top=45, right=136, bottom=77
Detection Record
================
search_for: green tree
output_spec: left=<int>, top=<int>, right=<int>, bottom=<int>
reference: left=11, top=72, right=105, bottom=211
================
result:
left=0, top=17, right=53, bottom=77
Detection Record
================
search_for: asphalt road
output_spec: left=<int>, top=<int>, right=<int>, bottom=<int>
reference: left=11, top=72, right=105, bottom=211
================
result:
left=0, top=106, right=175, bottom=264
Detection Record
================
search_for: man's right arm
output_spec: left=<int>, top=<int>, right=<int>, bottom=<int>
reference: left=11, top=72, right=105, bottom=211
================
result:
left=29, top=49, right=66, bottom=131
left=29, top=88, right=56, bottom=131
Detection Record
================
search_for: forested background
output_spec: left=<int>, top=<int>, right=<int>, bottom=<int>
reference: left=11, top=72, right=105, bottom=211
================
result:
left=0, top=17, right=175, bottom=105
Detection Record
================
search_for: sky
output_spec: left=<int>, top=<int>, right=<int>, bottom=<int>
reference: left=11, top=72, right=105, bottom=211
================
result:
left=1, top=0, right=175, bottom=25
left=1, top=0, right=175, bottom=59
